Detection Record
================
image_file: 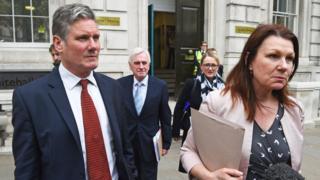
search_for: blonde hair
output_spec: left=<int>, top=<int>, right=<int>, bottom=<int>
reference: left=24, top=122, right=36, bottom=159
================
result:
left=201, top=49, right=220, bottom=65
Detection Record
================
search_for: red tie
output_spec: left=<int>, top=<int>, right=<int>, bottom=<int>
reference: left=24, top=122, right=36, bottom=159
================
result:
left=80, top=79, right=112, bottom=180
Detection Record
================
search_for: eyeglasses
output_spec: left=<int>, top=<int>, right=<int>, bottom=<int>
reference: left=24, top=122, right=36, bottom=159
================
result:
left=133, top=61, right=148, bottom=65
left=202, top=63, right=218, bottom=69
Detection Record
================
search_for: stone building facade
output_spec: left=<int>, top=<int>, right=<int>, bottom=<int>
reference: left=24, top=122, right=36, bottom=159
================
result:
left=0, top=0, right=319, bottom=151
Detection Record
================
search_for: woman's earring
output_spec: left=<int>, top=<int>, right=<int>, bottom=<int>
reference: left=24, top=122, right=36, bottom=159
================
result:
left=249, top=67, right=253, bottom=76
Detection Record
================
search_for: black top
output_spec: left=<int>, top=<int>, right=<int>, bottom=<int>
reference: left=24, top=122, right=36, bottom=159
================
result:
left=172, top=78, right=202, bottom=138
left=247, top=104, right=291, bottom=180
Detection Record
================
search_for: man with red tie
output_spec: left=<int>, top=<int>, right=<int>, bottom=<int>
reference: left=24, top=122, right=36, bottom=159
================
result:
left=12, top=3, right=136, bottom=180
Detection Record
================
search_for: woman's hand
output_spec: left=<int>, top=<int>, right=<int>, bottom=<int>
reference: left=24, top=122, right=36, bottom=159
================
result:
left=209, top=168, right=243, bottom=180
left=190, top=164, right=243, bottom=180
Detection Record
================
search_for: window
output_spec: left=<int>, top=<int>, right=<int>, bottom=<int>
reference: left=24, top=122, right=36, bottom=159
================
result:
left=272, top=0, right=297, bottom=31
left=0, top=0, right=49, bottom=43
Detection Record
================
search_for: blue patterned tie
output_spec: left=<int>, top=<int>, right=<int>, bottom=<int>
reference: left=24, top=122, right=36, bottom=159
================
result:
left=134, top=82, right=144, bottom=115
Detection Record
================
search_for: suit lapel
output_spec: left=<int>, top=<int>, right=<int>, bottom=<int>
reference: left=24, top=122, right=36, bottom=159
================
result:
left=94, top=73, right=121, bottom=143
left=126, top=76, right=139, bottom=117
left=47, top=69, right=82, bottom=151
left=140, top=76, right=153, bottom=115
left=280, top=107, right=302, bottom=170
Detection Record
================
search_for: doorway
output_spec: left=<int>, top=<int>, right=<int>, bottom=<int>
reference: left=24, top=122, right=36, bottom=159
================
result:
left=175, top=0, right=204, bottom=94
left=153, top=12, right=176, bottom=70
left=148, top=0, right=204, bottom=96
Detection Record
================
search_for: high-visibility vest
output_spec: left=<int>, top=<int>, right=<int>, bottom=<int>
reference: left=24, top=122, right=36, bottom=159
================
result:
left=195, top=50, right=202, bottom=62
left=193, top=50, right=203, bottom=75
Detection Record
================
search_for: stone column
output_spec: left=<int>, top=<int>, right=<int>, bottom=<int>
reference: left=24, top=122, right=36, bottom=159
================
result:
left=0, top=90, right=13, bottom=153
left=289, top=81, right=320, bottom=127
left=0, top=113, right=7, bottom=146
left=0, top=111, right=12, bottom=153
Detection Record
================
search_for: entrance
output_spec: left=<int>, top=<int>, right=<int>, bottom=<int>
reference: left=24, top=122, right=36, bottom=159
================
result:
left=175, top=0, right=204, bottom=94
left=153, top=12, right=176, bottom=70
left=148, top=0, right=204, bottom=96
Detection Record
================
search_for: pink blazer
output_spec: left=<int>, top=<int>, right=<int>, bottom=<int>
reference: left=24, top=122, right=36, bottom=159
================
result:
left=180, top=90, right=304, bottom=178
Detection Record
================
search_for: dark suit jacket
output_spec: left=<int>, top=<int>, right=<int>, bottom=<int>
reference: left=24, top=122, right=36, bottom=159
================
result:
left=172, top=78, right=202, bottom=139
left=118, top=75, right=172, bottom=161
left=12, top=68, right=136, bottom=180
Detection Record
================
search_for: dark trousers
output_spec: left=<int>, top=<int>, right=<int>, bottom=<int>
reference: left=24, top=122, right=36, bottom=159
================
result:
left=178, top=127, right=189, bottom=173
left=133, top=136, right=158, bottom=180
left=167, top=48, right=175, bottom=69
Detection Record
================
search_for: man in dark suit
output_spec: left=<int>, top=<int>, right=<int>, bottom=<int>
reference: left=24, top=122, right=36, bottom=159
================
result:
left=12, top=3, right=136, bottom=180
left=118, top=47, right=172, bottom=180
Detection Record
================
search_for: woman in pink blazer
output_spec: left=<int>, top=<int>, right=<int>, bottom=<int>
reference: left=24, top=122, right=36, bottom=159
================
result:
left=181, top=24, right=304, bottom=180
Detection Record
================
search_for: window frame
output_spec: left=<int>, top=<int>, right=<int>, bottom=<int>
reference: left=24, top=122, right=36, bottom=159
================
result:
left=0, top=0, right=50, bottom=46
left=272, top=0, right=299, bottom=33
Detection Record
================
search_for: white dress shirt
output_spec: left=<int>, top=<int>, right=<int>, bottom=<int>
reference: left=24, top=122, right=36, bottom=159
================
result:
left=133, top=75, right=148, bottom=111
left=59, top=64, right=118, bottom=180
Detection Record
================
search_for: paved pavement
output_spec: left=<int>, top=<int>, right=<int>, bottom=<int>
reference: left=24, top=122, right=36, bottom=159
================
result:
left=0, top=127, right=319, bottom=180
left=299, top=127, right=320, bottom=179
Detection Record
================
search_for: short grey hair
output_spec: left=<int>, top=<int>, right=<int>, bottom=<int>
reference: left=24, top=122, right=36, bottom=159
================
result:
left=128, top=47, right=151, bottom=63
left=52, top=3, right=96, bottom=41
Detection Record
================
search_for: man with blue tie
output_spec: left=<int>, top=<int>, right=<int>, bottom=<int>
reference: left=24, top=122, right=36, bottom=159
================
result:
left=118, top=47, right=172, bottom=180
left=12, top=3, right=136, bottom=180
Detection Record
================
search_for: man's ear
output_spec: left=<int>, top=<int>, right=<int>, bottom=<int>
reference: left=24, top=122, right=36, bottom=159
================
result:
left=53, top=35, right=63, bottom=53
left=128, top=62, right=133, bottom=71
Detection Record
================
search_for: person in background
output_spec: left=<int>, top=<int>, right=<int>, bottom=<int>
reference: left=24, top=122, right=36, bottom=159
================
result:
left=118, top=47, right=172, bottom=180
left=12, top=3, right=136, bottom=180
left=207, top=48, right=224, bottom=78
left=172, top=49, right=224, bottom=173
left=193, top=41, right=208, bottom=76
left=167, top=29, right=175, bottom=69
left=49, top=44, right=60, bottom=67
left=181, top=24, right=304, bottom=180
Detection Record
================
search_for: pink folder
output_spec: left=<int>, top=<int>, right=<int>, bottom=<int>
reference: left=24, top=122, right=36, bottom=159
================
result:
left=191, top=108, right=245, bottom=171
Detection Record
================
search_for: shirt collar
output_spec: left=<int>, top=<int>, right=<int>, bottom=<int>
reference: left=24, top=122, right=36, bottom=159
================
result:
left=133, top=75, right=148, bottom=86
left=59, top=63, right=97, bottom=90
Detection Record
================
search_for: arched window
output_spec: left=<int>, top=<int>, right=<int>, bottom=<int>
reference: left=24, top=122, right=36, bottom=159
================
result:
left=0, top=0, right=49, bottom=43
